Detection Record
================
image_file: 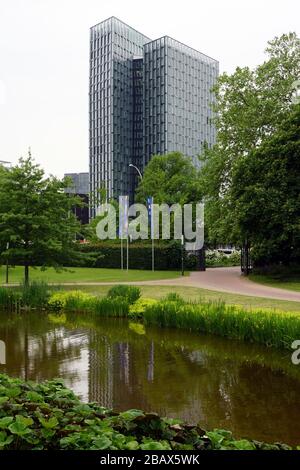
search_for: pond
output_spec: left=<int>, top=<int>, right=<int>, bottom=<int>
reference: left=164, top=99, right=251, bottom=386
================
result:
left=0, top=311, right=300, bottom=446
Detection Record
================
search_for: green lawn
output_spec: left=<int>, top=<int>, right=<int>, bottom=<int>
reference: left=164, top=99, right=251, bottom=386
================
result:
left=2, top=266, right=300, bottom=312
left=61, top=284, right=300, bottom=312
left=0, top=266, right=182, bottom=284
left=249, top=274, right=300, bottom=292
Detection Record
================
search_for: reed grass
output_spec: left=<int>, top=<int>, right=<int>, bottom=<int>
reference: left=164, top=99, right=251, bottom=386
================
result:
left=93, top=297, right=129, bottom=317
left=20, top=281, right=50, bottom=308
left=0, top=287, right=17, bottom=310
left=0, top=281, right=49, bottom=310
left=143, top=300, right=300, bottom=350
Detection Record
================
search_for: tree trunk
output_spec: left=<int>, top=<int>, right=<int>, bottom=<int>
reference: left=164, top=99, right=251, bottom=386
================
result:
left=24, top=264, right=29, bottom=286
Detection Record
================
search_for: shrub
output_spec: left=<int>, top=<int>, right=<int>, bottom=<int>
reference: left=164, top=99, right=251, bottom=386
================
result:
left=48, top=291, right=95, bottom=312
left=129, top=298, right=157, bottom=319
left=0, top=374, right=294, bottom=450
left=205, top=250, right=241, bottom=267
left=107, top=285, right=141, bottom=304
left=48, top=290, right=129, bottom=317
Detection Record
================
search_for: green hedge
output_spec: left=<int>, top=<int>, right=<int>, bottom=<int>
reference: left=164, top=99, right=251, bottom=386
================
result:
left=74, top=242, right=240, bottom=271
left=75, top=241, right=184, bottom=270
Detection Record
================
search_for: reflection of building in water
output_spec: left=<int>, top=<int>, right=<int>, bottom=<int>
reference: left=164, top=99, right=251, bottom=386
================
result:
left=118, top=343, right=130, bottom=387
left=88, top=330, right=155, bottom=410
left=147, top=340, right=154, bottom=382
left=88, top=333, right=114, bottom=407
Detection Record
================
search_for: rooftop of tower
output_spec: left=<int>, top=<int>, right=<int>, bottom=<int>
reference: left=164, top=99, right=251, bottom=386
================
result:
left=90, top=16, right=152, bottom=42
left=145, top=35, right=218, bottom=65
left=90, top=17, right=218, bottom=65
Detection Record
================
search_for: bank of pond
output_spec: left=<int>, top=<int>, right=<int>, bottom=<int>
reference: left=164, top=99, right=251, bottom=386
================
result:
left=1, top=282, right=300, bottom=350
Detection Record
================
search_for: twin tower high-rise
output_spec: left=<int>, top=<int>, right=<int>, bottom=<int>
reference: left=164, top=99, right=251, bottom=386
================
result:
left=89, top=17, right=218, bottom=214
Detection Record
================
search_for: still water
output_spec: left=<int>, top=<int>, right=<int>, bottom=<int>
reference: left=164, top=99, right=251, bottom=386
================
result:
left=0, top=311, right=300, bottom=445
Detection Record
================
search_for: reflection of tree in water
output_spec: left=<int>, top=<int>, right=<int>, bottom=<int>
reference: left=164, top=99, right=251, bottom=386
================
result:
left=0, top=313, right=87, bottom=387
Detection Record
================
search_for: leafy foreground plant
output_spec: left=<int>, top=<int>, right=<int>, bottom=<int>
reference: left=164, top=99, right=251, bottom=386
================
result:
left=0, top=374, right=295, bottom=450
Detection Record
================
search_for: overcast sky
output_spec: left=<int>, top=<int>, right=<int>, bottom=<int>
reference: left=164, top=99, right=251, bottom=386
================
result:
left=0, top=0, right=299, bottom=176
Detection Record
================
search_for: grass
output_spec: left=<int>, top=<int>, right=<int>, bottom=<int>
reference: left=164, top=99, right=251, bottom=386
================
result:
left=0, top=266, right=182, bottom=284
left=249, top=273, right=300, bottom=292
left=60, top=284, right=300, bottom=312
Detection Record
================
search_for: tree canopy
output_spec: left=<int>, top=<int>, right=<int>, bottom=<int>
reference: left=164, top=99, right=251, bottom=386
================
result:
left=230, top=104, right=300, bottom=266
left=136, top=151, right=201, bottom=205
left=199, top=32, right=300, bottom=267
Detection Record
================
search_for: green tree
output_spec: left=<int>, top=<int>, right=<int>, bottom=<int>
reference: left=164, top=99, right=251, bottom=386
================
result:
left=0, top=153, right=83, bottom=284
left=230, top=104, right=300, bottom=267
left=199, top=32, right=300, bottom=251
left=136, top=152, right=201, bottom=204
left=83, top=199, right=119, bottom=243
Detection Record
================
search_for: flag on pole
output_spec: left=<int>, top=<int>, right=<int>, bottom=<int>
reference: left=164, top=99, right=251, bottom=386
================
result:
left=119, top=195, right=129, bottom=239
left=147, top=196, right=154, bottom=239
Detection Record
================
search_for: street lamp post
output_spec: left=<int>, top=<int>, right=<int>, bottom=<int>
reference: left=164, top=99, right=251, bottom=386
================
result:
left=129, top=163, right=143, bottom=180
left=0, top=160, right=11, bottom=167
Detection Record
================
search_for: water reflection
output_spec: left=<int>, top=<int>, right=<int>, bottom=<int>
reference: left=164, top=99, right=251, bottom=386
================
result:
left=0, top=311, right=300, bottom=445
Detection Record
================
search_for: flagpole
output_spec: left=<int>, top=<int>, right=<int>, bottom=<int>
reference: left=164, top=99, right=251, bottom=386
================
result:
left=126, top=235, right=129, bottom=271
left=119, top=195, right=124, bottom=270
left=121, top=237, right=123, bottom=270
left=152, top=237, right=154, bottom=272
left=147, top=196, right=155, bottom=272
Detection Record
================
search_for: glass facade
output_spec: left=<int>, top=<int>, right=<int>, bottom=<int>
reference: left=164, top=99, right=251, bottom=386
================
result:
left=144, top=37, right=218, bottom=167
left=89, top=17, right=150, bottom=216
left=89, top=17, right=218, bottom=214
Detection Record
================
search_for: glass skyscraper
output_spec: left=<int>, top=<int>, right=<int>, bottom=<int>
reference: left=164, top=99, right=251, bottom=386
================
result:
left=89, top=17, right=218, bottom=215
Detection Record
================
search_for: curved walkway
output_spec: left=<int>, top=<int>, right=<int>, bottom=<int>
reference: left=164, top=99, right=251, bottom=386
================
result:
left=141, top=267, right=300, bottom=302
left=44, top=267, right=300, bottom=303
